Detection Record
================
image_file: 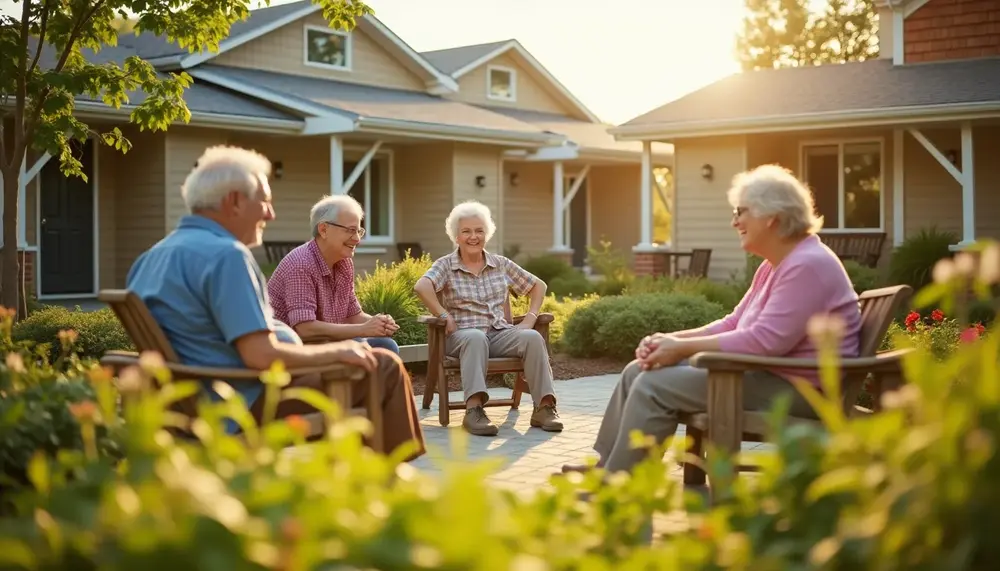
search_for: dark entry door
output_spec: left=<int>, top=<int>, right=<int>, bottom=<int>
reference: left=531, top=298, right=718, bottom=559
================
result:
left=567, top=179, right=589, bottom=268
left=40, top=140, right=95, bottom=295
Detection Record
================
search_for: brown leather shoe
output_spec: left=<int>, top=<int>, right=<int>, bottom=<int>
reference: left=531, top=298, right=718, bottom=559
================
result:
left=463, top=406, right=499, bottom=436
left=530, top=404, right=563, bottom=432
left=560, top=464, right=594, bottom=474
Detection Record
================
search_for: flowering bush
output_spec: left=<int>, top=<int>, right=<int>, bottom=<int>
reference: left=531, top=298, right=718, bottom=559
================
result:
left=884, top=307, right=989, bottom=360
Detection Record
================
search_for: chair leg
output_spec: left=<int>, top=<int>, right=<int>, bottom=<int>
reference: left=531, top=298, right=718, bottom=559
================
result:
left=683, top=426, right=707, bottom=486
left=437, top=366, right=450, bottom=427
left=511, top=373, right=526, bottom=409
left=421, top=368, right=435, bottom=410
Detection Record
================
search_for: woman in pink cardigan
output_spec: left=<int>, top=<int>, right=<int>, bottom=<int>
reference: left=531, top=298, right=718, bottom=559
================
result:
left=564, top=164, right=862, bottom=475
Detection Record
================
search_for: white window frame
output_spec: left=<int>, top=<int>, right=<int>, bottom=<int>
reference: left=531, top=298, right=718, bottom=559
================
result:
left=344, top=146, right=394, bottom=246
left=303, top=24, right=352, bottom=71
left=486, top=64, right=517, bottom=102
left=798, top=137, right=886, bottom=233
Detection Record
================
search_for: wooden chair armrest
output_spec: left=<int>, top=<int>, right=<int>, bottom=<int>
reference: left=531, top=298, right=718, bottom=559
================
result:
left=687, top=348, right=912, bottom=373
left=417, top=315, right=447, bottom=327
left=512, top=313, right=554, bottom=326
left=99, top=353, right=367, bottom=381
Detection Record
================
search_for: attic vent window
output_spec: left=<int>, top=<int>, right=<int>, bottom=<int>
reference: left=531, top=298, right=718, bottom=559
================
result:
left=487, top=65, right=516, bottom=102
left=304, top=25, right=351, bottom=71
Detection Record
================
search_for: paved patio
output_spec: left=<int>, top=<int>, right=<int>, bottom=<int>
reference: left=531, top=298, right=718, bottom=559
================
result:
left=409, top=374, right=772, bottom=496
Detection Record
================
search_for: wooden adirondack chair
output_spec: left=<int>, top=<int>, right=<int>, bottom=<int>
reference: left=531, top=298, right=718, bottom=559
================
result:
left=418, top=293, right=553, bottom=426
left=98, top=289, right=382, bottom=449
left=681, top=284, right=913, bottom=499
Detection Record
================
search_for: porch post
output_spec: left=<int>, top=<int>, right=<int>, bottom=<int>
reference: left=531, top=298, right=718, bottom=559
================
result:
left=638, top=140, right=653, bottom=248
left=329, top=135, right=344, bottom=195
left=892, top=129, right=904, bottom=246
left=959, top=122, right=975, bottom=247
left=551, top=161, right=566, bottom=251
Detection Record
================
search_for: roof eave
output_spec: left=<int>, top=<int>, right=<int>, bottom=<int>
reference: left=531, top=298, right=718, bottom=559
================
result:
left=355, top=117, right=566, bottom=147
left=610, top=101, right=1000, bottom=141
left=69, top=100, right=305, bottom=133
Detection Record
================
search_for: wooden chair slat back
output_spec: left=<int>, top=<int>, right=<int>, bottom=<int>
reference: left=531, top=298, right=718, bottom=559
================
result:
left=688, top=249, right=712, bottom=278
left=857, top=285, right=912, bottom=357
left=99, top=290, right=181, bottom=363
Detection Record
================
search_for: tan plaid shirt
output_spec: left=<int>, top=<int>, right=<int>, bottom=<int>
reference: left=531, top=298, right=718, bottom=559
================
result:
left=423, top=250, right=538, bottom=331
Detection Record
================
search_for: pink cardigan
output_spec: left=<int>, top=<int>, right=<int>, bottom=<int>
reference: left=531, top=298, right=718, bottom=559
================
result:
left=702, top=234, right=862, bottom=387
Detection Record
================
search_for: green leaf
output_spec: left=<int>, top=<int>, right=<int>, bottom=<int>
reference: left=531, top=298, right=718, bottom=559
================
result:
left=27, top=451, right=50, bottom=495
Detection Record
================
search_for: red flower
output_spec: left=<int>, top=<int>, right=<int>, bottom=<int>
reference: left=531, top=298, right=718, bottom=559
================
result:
left=931, top=310, right=944, bottom=322
left=905, top=311, right=921, bottom=332
left=975, top=323, right=987, bottom=335
left=960, top=327, right=981, bottom=344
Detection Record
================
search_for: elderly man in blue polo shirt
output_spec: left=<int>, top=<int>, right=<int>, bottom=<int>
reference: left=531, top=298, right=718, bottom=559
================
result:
left=125, top=145, right=425, bottom=461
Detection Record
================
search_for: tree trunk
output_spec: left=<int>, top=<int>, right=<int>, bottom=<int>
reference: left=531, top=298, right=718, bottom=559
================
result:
left=1, top=166, right=22, bottom=319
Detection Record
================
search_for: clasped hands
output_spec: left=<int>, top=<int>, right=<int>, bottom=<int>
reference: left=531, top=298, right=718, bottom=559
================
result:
left=635, top=332, right=689, bottom=370
left=364, top=313, right=399, bottom=337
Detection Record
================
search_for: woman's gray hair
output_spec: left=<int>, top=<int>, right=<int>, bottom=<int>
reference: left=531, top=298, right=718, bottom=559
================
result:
left=727, top=164, right=824, bottom=237
left=445, top=200, right=496, bottom=244
left=310, top=194, right=365, bottom=237
left=181, top=145, right=271, bottom=212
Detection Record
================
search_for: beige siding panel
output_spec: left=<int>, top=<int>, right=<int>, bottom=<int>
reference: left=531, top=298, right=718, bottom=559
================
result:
left=973, top=126, right=1000, bottom=240
left=902, top=128, right=962, bottom=239
left=502, top=161, right=552, bottom=258
left=453, top=144, right=504, bottom=250
left=395, top=143, right=455, bottom=260
left=114, top=129, right=166, bottom=286
left=213, top=13, right=425, bottom=91
left=589, top=165, right=641, bottom=259
left=97, top=142, right=118, bottom=289
left=675, top=136, right=747, bottom=281
left=448, top=52, right=581, bottom=118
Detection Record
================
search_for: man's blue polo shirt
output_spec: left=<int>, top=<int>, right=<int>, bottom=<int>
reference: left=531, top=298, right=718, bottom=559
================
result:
left=126, top=215, right=295, bottom=429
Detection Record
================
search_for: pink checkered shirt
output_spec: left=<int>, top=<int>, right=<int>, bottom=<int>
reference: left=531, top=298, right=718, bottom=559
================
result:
left=423, top=250, right=538, bottom=332
left=267, top=240, right=362, bottom=328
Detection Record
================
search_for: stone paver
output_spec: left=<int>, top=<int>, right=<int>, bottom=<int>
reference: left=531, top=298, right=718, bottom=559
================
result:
left=410, top=374, right=771, bottom=495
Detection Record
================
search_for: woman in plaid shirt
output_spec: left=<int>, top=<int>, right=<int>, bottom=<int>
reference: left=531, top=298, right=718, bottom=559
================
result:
left=414, top=201, right=563, bottom=437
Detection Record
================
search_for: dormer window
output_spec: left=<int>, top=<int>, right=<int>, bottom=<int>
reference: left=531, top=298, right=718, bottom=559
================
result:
left=304, top=25, right=351, bottom=70
left=487, top=65, right=516, bottom=101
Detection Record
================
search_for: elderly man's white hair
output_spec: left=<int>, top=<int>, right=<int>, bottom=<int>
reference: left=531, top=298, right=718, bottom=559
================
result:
left=181, top=145, right=271, bottom=212
left=310, top=194, right=365, bottom=237
left=445, top=200, right=497, bottom=244
left=728, top=164, right=824, bottom=238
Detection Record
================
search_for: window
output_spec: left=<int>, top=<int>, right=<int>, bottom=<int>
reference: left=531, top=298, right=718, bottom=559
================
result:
left=487, top=65, right=516, bottom=101
left=304, top=25, right=351, bottom=70
left=802, top=140, right=882, bottom=230
left=343, top=155, right=392, bottom=241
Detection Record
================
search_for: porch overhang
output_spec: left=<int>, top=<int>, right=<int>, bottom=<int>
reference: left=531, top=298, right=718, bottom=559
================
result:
left=609, top=101, right=1000, bottom=142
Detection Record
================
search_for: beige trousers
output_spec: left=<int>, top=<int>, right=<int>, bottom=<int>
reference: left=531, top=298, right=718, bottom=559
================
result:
left=594, top=360, right=817, bottom=473
left=445, top=326, right=556, bottom=407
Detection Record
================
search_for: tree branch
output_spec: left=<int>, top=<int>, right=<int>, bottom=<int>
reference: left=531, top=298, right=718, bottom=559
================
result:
left=13, top=0, right=33, bottom=159
left=22, top=0, right=106, bottom=153
left=27, top=0, right=50, bottom=78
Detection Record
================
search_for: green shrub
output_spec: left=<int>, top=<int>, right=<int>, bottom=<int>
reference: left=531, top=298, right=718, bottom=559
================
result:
left=355, top=254, right=433, bottom=346
left=625, top=276, right=744, bottom=313
left=548, top=270, right=596, bottom=298
left=522, top=253, right=575, bottom=285
left=510, top=292, right=599, bottom=348
left=588, top=241, right=635, bottom=295
left=259, top=261, right=278, bottom=278
left=889, top=226, right=958, bottom=290
left=12, top=306, right=133, bottom=362
left=842, top=259, right=882, bottom=293
left=562, top=293, right=726, bottom=360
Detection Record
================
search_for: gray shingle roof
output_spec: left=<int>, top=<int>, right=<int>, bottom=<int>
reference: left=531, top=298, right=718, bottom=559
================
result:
left=119, top=0, right=312, bottom=60
left=420, top=40, right=510, bottom=75
left=621, top=57, right=1000, bottom=130
left=198, top=65, right=549, bottom=134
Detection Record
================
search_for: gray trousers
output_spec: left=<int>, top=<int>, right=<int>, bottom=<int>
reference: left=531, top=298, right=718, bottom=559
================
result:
left=446, top=327, right=556, bottom=407
left=594, top=360, right=818, bottom=473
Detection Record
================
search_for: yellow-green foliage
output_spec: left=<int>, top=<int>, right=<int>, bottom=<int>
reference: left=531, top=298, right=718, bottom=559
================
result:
left=354, top=254, right=433, bottom=346
left=510, top=292, right=600, bottom=349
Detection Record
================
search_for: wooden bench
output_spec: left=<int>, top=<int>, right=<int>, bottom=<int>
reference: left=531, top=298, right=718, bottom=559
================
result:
left=682, top=284, right=912, bottom=502
left=818, top=232, right=886, bottom=268
left=97, top=289, right=381, bottom=448
left=418, top=294, right=553, bottom=427
left=261, top=241, right=302, bottom=265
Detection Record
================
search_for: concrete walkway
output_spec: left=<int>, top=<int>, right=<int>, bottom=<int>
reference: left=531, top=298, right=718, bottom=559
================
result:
left=409, top=374, right=772, bottom=495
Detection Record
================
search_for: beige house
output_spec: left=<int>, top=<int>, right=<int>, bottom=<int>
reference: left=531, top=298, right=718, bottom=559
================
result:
left=610, top=0, right=1000, bottom=281
left=5, top=0, right=672, bottom=301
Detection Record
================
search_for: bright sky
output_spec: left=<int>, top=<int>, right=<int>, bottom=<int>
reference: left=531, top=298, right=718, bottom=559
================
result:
left=0, top=0, right=747, bottom=125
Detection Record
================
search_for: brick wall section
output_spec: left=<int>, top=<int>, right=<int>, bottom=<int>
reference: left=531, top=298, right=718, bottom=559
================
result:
left=904, top=0, right=1000, bottom=63
left=633, top=251, right=669, bottom=277
left=18, top=251, right=34, bottom=300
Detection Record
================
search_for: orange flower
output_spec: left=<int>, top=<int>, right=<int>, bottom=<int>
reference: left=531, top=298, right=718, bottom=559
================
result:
left=5, top=353, right=25, bottom=373
left=68, top=400, right=99, bottom=422
left=286, top=415, right=311, bottom=437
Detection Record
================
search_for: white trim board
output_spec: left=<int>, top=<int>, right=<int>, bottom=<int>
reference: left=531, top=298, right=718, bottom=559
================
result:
left=302, top=24, right=352, bottom=72
left=448, top=40, right=602, bottom=124
left=486, top=64, right=517, bottom=102
left=797, top=136, right=886, bottom=232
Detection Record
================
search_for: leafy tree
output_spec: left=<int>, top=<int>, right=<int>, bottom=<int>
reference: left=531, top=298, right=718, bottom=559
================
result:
left=736, top=0, right=879, bottom=71
left=0, top=0, right=372, bottom=317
